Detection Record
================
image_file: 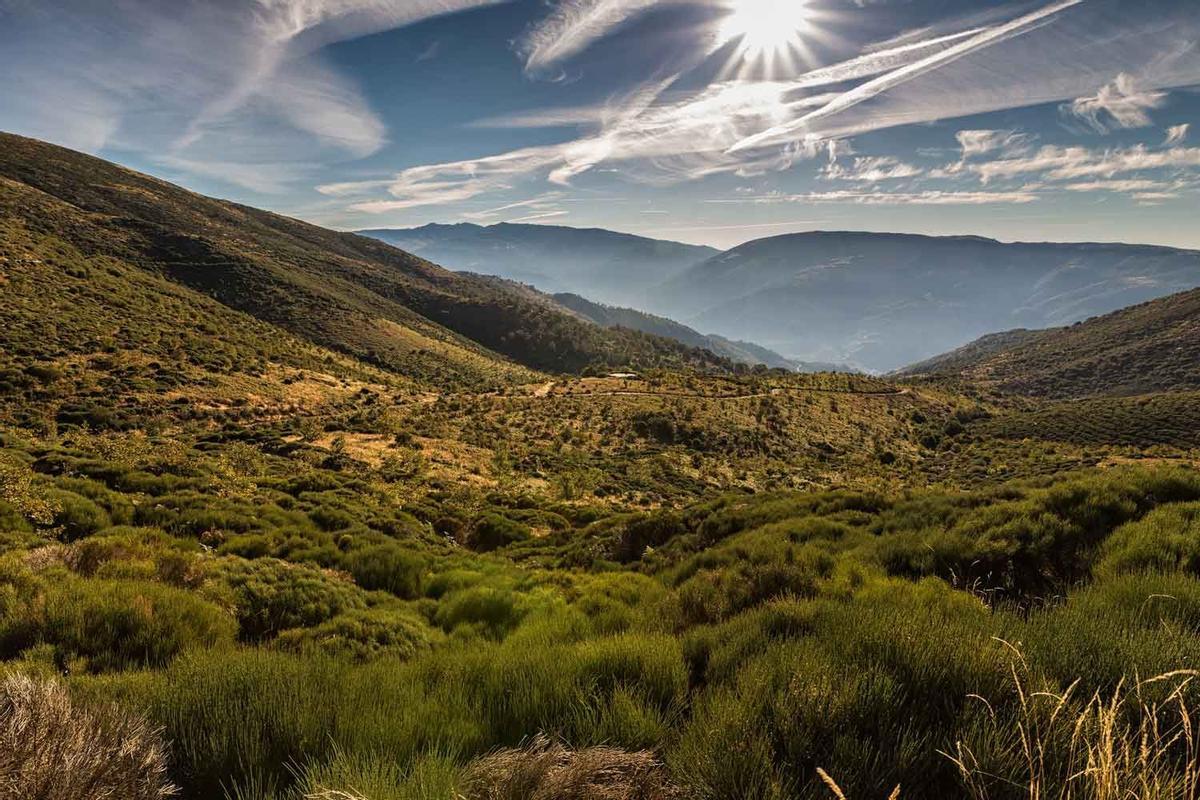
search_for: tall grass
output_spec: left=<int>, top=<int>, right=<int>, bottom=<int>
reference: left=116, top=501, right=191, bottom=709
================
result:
left=0, top=673, right=176, bottom=799
left=948, top=650, right=1200, bottom=800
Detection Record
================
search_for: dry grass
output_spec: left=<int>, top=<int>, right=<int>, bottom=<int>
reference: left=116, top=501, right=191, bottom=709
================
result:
left=458, top=735, right=680, bottom=800
left=0, top=673, right=177, bottom=800
left=816, top=767, right=901, bottom=800
left=947, top=644, right=1200, bottom=800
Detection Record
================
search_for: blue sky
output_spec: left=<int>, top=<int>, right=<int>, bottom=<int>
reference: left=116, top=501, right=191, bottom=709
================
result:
left=2, top=0, right=1199, bottom=249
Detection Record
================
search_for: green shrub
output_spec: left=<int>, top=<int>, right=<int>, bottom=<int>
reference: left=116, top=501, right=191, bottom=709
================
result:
left=469, top=514, right=531, bottom=552
left=343, top=544, right=425, bottom=599
left=275, top=608, right=441, bottom=662
left=40, top=578, right=236, bottom=671
left=45, top=489, right=110, bottom=540
left=1096, top=502, right=1200, bottom=576
left=435, top=587, right=527, bottom=640
left=211, top=557, right=367, bottom=641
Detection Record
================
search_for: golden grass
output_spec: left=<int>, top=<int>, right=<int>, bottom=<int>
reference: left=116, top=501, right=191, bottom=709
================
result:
left=0, top=673, right=177, bottom=799
left=457, top=734, right=680, bottom=800
left=947, top=643, right=1200, bottom=800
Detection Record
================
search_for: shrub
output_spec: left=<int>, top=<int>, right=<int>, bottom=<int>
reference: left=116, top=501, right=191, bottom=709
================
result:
left=211, top=558, right=367, bottom=641
left=343, top=544, right=425, bottom=599
left=275, top=608, right=441, bottom=662
left=435, top=587, right=528, bottom=640
left=42, top=578, right=236, bottom=671
left=459, top=734, right=680, bottom=800
left=45, top=488, right=110, bottom=540
left=469, top=514, right=532, bottom=553
left=0, top=673, right=177, bottom=799
left=1096, top=502, right=1200, bottom=576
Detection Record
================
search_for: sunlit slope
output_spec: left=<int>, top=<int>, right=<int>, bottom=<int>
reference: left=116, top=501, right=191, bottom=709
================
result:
left=0, top=133, right=728, bottom=384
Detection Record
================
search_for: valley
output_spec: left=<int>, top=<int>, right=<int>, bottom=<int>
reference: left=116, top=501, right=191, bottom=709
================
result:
left=4, top=134, right=1200, bottom=800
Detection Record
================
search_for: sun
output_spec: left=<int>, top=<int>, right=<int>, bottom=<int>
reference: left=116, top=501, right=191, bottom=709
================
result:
left=718, top=0, right=814, bottom=58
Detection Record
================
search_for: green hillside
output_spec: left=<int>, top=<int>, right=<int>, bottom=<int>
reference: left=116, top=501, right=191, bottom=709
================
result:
left=901, top=287, right=1200, bottom=399
left=0, top=133, right=728, bottom=383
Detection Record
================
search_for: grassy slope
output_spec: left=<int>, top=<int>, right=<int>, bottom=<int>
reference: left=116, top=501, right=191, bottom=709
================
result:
left=900, top=287, right=1200, bottom=399
left=0, top=133, right=729, bottom=383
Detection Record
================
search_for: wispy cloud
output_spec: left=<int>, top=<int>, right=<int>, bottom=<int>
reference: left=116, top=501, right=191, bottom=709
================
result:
left=823, top=156, right=922, bottom=182
left=711, top=189, right=1040, bottom=205
left=0, top=0, right=504, bottom=191
left=973, top=144, right=1200, bottom=183
left=1063, top=73, right=1167, bottom=133
left=730, top=0, right=1086, bottom=152
left=517, top=0, right=668, bottom=73
left=956, top=129, right=1033, bottom=158
left=1166, top=124, right=1191, bottom=147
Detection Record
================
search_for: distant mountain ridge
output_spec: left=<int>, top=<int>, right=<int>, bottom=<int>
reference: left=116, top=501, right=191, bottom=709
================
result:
left=359, top=223, right=717, bottom=309
left=650, top=231, right=1200, bottom=372
left=897, top=287, right=1200, bottom=399
left=549, top=293, right=799, bottom=370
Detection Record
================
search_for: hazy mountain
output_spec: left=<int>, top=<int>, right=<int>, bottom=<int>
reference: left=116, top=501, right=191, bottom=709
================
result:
left=651, top=231, right=1200, bottom=373
left=358, top=223, right=717, bottom=309
left=0, top=133, right=730, bottom=384
left=549, top=293, right=798, bottom=370
left=897, top=287, right=1200, bottom=398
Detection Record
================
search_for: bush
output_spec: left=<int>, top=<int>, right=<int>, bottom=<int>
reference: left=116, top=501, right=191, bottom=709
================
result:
left=343, top=544, right=425, bottom=599
left=0, top=673, right=176, bottom=800
left=212, top=557, right=367, bottom=641
left=459, top=734, right=680, bottom=800
left=469, top=514, right=532, bottom=552
left=275, top=608, right=441, bottom=662
left=41, top=578, right=236, bottom=671
left=45, top=489, right=110, bottom=540
left=435, top=587, right=528, bottom=640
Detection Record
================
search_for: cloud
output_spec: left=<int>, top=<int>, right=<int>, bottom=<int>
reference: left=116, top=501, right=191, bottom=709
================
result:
left=973, top=144, right=1200, bottom=183
left=329, top=0, right=1200, bottom=216
left=1064, top=73, right=1167, bottom=133
left=517, top=0, right=663, bottom=73
left=1166, top=124, right=1191, bottom=147
left=823, top=156, right=921, bottom=182
left=956, top=129, right=1032, bottom=158
left=712, top=189, right=1040, bottom=205
left=729, top=0, right=1086, bottom=153
left=508, top=210, right=569, bottom=223
left=0, top=0, right=504, bottom=191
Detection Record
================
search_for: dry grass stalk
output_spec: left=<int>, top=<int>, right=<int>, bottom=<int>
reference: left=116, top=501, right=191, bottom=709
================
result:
left=0, top=672, right=177, bottom=800
left=458, top=734, right=680, bottom=800
left=946, top=646, right=1200, bottom=800
left=815, top=767, right=900, bottom=800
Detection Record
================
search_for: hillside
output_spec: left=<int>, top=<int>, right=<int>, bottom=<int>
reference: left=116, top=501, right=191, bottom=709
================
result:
left=0, top=133, right=727, bottom=382
left=651, top=231, right=1200, bottom=372
left=359, top=222, right=717, bottom=309
left=550, top=293, right=799, bottom=370
left=900, top=287, right=1200, bottom=399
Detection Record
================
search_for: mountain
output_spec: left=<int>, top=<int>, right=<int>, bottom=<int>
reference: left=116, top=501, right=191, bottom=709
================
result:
left=358, top=223, right=717, bottom=309
left=651, top=231, right=1200, bottom=373
left=0, top=133, right=729, bottom=385
left=897, top=287, right=1200, bottom=398
left=549, top=293, right=799, bottom=370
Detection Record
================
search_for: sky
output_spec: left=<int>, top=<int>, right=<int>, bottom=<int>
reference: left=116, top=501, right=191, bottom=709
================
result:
left=1, top=0, right=1199, bottom=250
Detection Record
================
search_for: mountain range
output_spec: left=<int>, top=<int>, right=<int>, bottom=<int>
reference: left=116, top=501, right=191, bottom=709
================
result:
left=359, top=223, right=717, bottom=310
left=364, top=225, right=1200, bottom=374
